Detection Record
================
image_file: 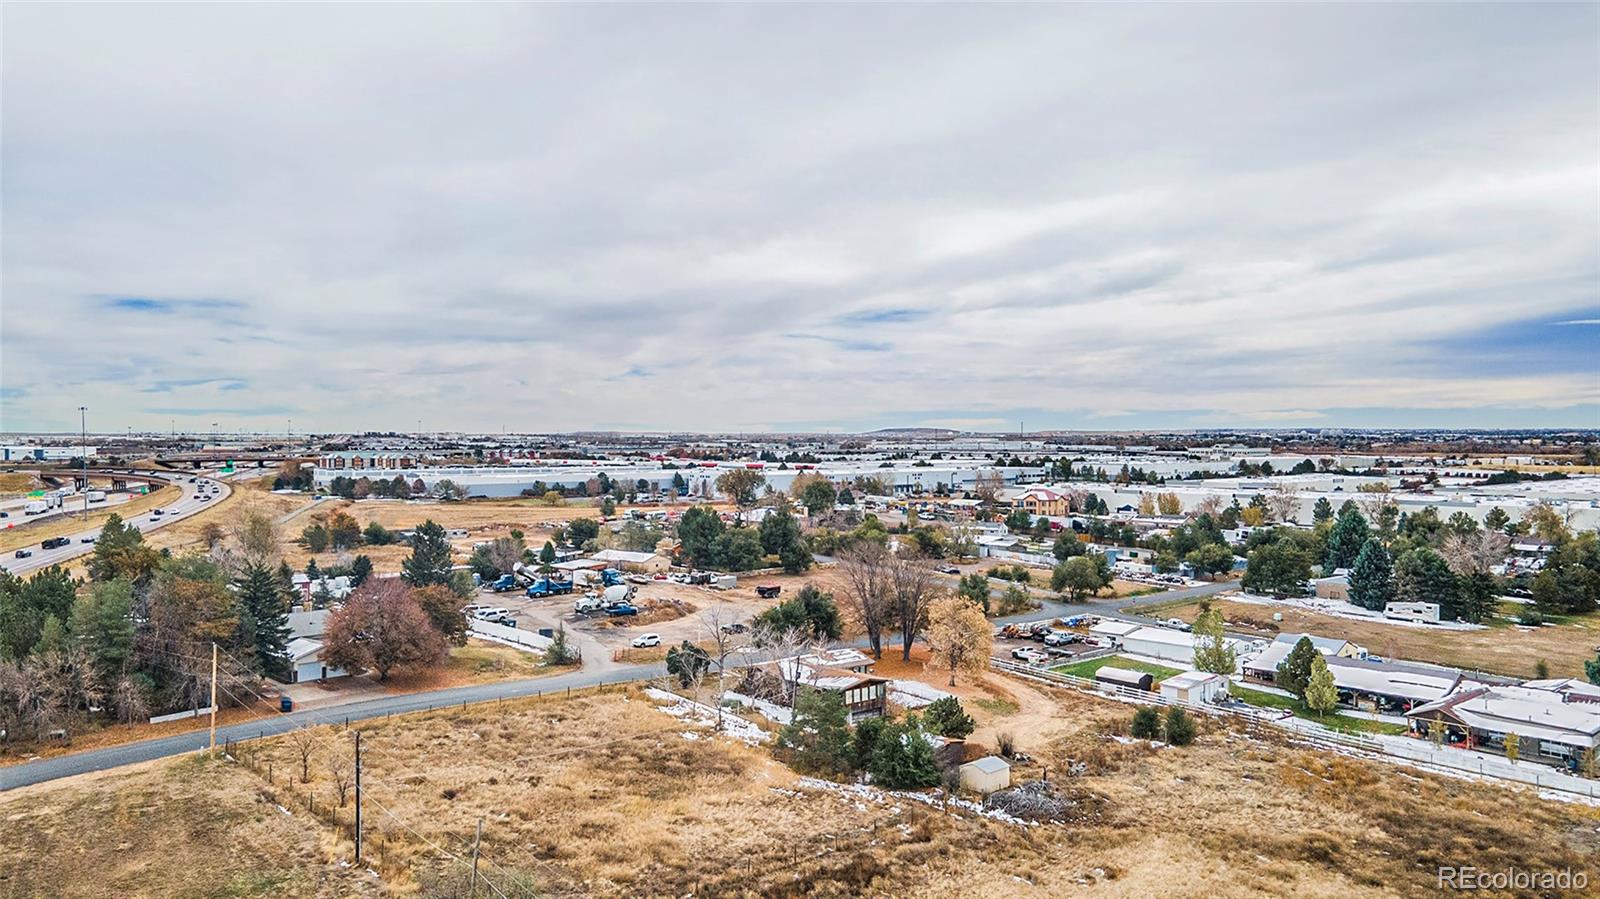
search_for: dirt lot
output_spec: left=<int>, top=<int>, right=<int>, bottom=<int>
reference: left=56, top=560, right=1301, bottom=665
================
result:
left=12, top=678, right=1597, bottom=898
left=1152, top=598, right=1600, bottom=679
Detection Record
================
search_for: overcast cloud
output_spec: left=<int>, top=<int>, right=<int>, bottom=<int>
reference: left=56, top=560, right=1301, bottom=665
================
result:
left=2, top=3, right=1596, bottom=434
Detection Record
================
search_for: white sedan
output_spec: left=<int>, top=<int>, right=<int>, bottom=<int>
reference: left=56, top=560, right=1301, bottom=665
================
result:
left=630, top=633, right=661, bottom=648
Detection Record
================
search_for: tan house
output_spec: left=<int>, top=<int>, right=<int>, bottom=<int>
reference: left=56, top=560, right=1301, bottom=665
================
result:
left=1011, top=487, right=1068, bottom=517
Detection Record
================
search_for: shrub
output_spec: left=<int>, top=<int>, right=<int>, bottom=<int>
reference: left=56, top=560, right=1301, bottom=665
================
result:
left=922, top=697, right=976, bottom=739
left=1164, top=707, right=1196, bottom=746
left=1129, top=707, right=1162, bottom=740
left=868, top=715, right=941, bottom=789
left=851, top=716, right=887, bottom=770
left=995, top=730, right=1017, bottom=759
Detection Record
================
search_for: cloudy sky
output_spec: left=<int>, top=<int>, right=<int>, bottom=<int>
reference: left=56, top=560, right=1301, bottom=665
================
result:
left=3, top=3, right=1596, bottom=435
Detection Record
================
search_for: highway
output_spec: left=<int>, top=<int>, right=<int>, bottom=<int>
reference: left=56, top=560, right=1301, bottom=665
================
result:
left=0, top=662, right=663, bottom=791
left=1, top=470, right=230, bottom=577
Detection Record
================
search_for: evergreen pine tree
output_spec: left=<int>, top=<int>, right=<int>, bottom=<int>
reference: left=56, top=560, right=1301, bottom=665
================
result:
left=239, top=562, right=292, bottom=680
left=1312, top=497, right=1334, bottom=524
left=1347, top=538, right=1394, bottom=611
left=1324, top=506, right=1370, bottom=572
left=402, top=520, right=456, bottom=587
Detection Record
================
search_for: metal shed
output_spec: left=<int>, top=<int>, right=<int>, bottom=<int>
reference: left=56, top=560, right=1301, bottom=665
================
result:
left=1095, top=666, right=1154, bottom=691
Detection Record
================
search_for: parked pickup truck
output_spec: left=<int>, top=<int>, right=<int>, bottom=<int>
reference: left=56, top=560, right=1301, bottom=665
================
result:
left=605, top=604, right=639, bottom=617
left=755, top=585, right=781, bottom=599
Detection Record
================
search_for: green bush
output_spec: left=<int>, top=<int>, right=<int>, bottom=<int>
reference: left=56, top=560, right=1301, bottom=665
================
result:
left=1164, top=707, right=1196, bottom=746
left=1130, top=707, right=1162, bottom=740
left=922, top=697, right=975, bottom=739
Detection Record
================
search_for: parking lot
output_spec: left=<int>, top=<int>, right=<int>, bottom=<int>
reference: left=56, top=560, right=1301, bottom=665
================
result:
left=470, top=569, right=833, bottom=663
left=991, top=615, right=1113, bottom=665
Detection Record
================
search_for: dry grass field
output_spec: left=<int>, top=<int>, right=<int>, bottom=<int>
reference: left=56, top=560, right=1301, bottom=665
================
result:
left=0, top=754, right=381, bottom=898
left=9, top=675, right=1595, bottom=898
left=0, top=471, right=46, bottom=496
left=1149, top=598, right=1600, bottom=679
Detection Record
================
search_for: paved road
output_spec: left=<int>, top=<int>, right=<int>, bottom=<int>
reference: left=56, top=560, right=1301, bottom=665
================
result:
left=0, top=662, right=665, bottom=791
left=990, top=577, right=1233, bottom=628
left=2, top=471, right=229, bottom=576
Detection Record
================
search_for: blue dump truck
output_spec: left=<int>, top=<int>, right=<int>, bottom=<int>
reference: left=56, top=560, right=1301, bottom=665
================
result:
left=525, top=578, right=574, bottom=598
left=601, top=568, right=624, bottom=587
left=490, top=574, right=519, bottom=592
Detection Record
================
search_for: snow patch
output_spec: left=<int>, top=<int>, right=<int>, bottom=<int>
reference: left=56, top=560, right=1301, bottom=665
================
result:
left=645, top=688, right=770, bottom=744
left=889, top=679, right=954, bottom=709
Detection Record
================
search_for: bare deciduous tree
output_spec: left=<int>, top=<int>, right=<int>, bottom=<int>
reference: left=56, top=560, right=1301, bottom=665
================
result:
left=1439, top=530, right=1510, bottom=576
left=1264, top=484, right=1300, bottom=524
left=837, top=542, right=893, bottom=659
left=888, top=552, right=939, bottom=662
left=326, top=753, right=353, bottom=807
left=113, top=677, right=149, bottom=728
left=699, top=606, right=753, bottom=733
left=1355, top=482, right=1397, bottom=522
left=288, top=728, right=318, bottom=783
left=231, top=506, right=283, bottom=571
left=1192, top=495, right=1225, bottom=519
left=972, top=470, right=1006, bottom=521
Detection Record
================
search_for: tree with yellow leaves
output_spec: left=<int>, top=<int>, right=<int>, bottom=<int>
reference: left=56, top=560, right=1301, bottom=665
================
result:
left=926, top=592, right=993, bottom=687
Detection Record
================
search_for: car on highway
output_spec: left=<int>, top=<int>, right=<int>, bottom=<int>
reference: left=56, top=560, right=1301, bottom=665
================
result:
left=81, top=535, right=97, bottom=543
left=13, top=549, right=33, bottom=559
left=41, top=537, right=71, bottom=550
left=631, top=633, right=661, bottom=648
left=151, top=509, right=164, bottom=516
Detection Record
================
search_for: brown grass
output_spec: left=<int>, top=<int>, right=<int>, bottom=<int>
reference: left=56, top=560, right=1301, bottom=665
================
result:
left=0, top=471, right=45, bottom=496
left=0, top=753, right=380, bottom=898
left=11, top=675, right=1598, bottom=898
left=1158, top=599, right=1600, bottom=678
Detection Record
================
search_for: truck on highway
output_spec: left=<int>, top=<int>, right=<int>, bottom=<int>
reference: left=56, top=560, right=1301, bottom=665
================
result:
left=86, top=490, right=107, bottom=504
left=23, top=501, right=48, bottom=516
left=41, top=537, right=71, bottom=550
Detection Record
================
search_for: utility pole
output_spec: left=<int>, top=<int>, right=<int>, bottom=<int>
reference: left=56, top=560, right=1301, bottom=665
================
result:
left=354, top=731, right=363, bottom=863
left=79, top=406, right=89, bottom=520
left=468, top=816, right=484, bottom=898
left=208, top=642, right=219, bottom=751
